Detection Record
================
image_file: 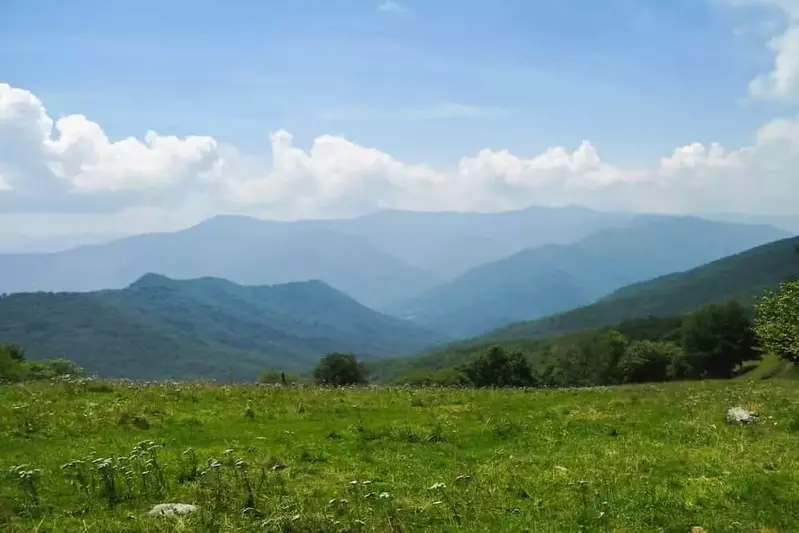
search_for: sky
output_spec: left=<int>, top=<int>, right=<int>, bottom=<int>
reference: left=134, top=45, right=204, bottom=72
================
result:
left=1, top=0, right=799, bottom=241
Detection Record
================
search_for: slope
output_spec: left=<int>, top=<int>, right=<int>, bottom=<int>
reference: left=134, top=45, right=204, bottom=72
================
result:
left=389, top=217, right=790, bottom=338
left=0, top=216, right=440, bottom=309
left=0, top=274, right=443, bottom=380
left=488, top=235, right=799, bottom=341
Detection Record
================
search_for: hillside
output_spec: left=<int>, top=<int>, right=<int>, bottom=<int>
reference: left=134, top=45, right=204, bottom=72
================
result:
left=487, top=235, right=799, bottom=341
left=388, top=217, right=790, bottom=337
left=0, top=216, right=440, bottom=309
left=0, top=275, right=442, bottom=380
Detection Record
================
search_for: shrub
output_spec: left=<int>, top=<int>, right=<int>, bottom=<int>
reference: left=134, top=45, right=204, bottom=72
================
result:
left=313, top=353, right=367, bottom=386
left=0, top=344, right=83, bottom=382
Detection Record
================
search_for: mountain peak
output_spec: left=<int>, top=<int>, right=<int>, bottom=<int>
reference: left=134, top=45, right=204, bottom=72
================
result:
left=128, top=273, right=174, bottom=289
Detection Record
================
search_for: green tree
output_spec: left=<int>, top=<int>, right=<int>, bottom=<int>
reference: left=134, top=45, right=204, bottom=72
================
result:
left=1, top=343, right=25, bottom=361
left=681, top=301, right=759, bottom=378
left=602, top=329, right=630, bottom=384
left=618, top=340, right=682, bottom=384
left=313, top=353, right=367, bottom=386
left=754, top=280, right=799, bottom=363
left=461, top=345, right=536, bottom=387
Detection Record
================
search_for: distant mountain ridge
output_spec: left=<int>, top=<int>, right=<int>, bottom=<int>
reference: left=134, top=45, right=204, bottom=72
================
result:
left=0, top=216, right=441, bottom=309
left=317, top=205, right=635, bottom=277
left=0, top=206, right=791, bottom=319
left=0, top=274, right=443, bottom=380
left=387, top=217, right=791, bottom=337
left=486, top=235, right=799, bottom=341
left=0, top=205, right=638, bottom=308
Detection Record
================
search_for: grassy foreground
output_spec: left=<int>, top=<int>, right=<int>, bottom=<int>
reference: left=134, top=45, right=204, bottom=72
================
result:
left=1, top=379, right=798, bottom=532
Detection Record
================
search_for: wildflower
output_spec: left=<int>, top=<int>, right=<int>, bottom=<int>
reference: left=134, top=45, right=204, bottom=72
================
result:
left=455, top=474, right=472, bottom=483
left=350, top=480, right=359, bottom=486
left=429, top=482, right=446, bottom=490
left=379, top=491, right=391, bottom=499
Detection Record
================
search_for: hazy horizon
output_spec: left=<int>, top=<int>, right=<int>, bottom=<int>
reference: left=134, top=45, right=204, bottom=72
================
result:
left=3, top=0, right=799, bottom=245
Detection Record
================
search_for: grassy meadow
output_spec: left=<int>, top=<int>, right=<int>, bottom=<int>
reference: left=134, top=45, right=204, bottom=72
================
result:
left=1, top=378, right=799, bottom=532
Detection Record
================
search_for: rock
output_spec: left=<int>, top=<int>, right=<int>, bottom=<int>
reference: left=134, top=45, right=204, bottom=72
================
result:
left=690, top=527, right=704, bottom=533
left=147, top=503, right=198, bottom=517
left=725, top=406, right=757, bottom=425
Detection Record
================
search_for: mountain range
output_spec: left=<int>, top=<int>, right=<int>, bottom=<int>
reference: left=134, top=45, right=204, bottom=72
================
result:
left=0, top=216, right=441, bottom=309
left=0, top=205, right=646, bottom=309
left=0, top=206, right=789, bottom=318
left=1, top=205, right=797, bottom=381
left=0, top=274, right=441, bottom=380
left=388, top=217, right=790, bottom=337
left=487, top=235, right=799, bottom=342
left=376, top=235, right=799, bottom=382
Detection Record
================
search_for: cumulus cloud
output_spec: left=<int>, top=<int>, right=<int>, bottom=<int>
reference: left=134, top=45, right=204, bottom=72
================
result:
left=739, top=0, right=799, bottom=101
left=0, top=83, right=221, bottom=193
left=0, top=82, right=798, bottom=239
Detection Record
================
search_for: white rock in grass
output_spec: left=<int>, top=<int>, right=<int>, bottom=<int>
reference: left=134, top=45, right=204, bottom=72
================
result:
left=725, top=407, right=757, bottom=425
left=147, top=503, right=198, bottom=517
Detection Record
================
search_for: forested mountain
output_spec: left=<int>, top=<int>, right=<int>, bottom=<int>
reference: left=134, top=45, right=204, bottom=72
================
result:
left=388, top=217, right=790, bottom=337
left=0, top=274, right=442, bottom=380
left=486, top=235, right=799, bottom=341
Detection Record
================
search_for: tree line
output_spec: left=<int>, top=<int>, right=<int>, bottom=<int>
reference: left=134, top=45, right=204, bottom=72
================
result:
left=391, top=281, right=799, bottom=388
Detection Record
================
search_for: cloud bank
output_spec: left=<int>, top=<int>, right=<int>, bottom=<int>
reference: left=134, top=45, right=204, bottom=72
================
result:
left=1, top=57, right=799, bottom=238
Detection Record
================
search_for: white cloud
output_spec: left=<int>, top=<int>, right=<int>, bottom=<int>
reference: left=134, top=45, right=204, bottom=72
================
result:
left=738, top=0, right=799, bottom=101
left=0, top=83, right=221, bottom=193
left=378, top=1, right=406, bottom=14
left=1, top=82, right=799, bottom=238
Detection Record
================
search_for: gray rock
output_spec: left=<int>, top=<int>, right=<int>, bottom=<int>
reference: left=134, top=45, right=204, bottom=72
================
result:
left=147, top=503, right=198, bottom=517
left=725, top=407, right=757, bottom=425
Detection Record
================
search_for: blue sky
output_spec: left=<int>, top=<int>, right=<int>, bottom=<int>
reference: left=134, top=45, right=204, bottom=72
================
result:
left=0, top=0, right=786, bottom=164
left=1, top=0, right=798, bottom=240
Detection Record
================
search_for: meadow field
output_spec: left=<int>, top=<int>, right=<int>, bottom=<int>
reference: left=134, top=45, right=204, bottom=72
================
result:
left=1, top=378, right=798, bottom=532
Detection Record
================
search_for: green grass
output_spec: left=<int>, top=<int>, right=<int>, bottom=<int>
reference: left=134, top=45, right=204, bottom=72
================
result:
left=735, top=354, right=789, bottom=381
left=2, top=379, right=799, bottom=532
